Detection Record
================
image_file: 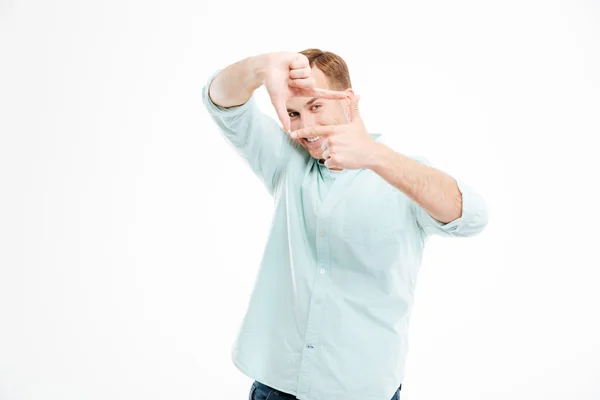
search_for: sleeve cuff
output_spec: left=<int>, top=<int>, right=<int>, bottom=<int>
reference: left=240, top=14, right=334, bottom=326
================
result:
left=419, top=178, right=473, bottom=232
left=409, top=155, right=489, bottom=237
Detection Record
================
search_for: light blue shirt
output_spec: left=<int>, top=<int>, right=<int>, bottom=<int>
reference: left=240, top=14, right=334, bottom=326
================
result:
left=202, top=70, right=489, bottom=400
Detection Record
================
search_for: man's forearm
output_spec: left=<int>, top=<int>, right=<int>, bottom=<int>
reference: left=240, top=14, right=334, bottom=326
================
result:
left=208, top=55, right=266, bottom=108
left=366, top=143, right=462, bottom=224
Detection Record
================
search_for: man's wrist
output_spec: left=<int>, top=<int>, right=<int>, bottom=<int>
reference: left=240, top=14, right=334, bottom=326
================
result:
left=249, top=54, right=269, bottom=87
left=364, top=141, right=393, bottom=171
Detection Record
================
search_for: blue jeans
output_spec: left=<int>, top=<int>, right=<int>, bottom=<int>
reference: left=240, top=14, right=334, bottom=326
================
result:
left=249, top=380, right=402, bottom=399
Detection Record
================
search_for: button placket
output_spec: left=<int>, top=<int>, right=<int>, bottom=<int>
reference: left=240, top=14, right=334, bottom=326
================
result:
left=297, top=216, right=331, bottom=396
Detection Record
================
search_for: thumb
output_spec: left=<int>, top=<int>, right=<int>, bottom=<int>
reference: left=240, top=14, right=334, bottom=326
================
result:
left=272, top=96, right=291, bottom=133
left=349, top=94, right=361, bottom=123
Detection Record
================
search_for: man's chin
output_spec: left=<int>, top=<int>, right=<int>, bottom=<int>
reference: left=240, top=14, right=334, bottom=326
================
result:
left=299, top=144, right=322, bottom=160
left=307, top=149, right=322, bottom=158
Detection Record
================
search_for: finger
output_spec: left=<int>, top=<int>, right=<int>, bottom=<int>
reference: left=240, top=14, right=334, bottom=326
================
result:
left=291, top=125, right=335, bottom=139
left=324, top=156, right=337, bottom=169
left=290, top=54, right=309, bottom=69
left=322, top=147, right=331, bottom=159
left=272, top=97, right=291, bottom=133
left=349, top=94, right=361, bottom=122
left=289, top=77, right=316, bottom=89
left=289, top=67, right=311, bottom=79
left=307, top=87, right=349, bottom=100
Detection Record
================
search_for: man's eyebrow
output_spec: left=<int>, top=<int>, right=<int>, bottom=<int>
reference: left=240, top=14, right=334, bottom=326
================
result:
left=287, top=97, right=320, bottom=112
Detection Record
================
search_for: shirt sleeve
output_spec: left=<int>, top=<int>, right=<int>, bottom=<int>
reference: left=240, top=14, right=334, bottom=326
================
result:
left=409, top=156, right=489, bottom=238
left=201, top=69, right=294, bottom=196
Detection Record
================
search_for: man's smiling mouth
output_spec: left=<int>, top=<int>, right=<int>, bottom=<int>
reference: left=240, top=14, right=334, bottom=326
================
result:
left=304, top=137, right=323, bottom=146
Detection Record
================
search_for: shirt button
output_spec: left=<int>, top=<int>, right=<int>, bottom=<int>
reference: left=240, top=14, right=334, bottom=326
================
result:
left=320, top=269, right=325, bottom=275
left=319, top=231, right=326, bottom=237
left=316, top=298, right=321, bottom=305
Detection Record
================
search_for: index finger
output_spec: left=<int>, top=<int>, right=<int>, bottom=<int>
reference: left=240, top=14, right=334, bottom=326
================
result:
left=291, top=125, right=336, bottom=139
left=308, top=88, right=349, bottom=100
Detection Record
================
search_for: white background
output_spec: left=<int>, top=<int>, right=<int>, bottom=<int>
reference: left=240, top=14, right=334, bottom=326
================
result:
left=1, top=0, right=599, bottom=399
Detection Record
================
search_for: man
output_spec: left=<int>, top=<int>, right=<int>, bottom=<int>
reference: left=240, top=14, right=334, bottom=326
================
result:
left=202, top=49, right=489, bottom=400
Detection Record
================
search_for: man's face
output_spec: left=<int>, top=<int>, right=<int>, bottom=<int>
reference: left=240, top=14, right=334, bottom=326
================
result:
left=286, top=67, right=353, bottom=164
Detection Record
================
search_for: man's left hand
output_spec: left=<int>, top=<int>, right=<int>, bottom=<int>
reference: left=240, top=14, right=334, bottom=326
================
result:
left=290, top=94, right=381, bottom=170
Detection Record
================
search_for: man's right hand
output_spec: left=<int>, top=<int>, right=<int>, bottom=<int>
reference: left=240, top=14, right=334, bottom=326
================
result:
left=254, top=52, right=349, bottom=133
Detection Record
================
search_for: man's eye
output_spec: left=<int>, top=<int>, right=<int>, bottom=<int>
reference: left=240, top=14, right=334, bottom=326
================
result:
left=289, top=112, right=298, bottom=118
left=312, top=105, right=322, bottom=111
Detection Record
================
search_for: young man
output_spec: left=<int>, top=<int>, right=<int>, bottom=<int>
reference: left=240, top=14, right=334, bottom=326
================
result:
left=202, top=49, right=489, bottom=400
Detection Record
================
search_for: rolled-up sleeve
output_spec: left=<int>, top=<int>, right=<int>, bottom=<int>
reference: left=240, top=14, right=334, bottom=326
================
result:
left=409, top=156, right=489, bottom=238
left=201, top=69, right=293, bottom=196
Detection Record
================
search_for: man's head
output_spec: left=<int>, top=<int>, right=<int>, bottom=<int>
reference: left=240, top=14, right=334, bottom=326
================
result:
left=286, top=49, right=354, bottom=165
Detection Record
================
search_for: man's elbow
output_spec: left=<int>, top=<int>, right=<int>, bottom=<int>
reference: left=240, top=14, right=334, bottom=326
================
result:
left=461, top=201, right=489, bottom=237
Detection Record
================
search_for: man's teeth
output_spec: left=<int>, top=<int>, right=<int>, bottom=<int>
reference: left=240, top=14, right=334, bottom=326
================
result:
left=307, top=136, right=321, bottom=143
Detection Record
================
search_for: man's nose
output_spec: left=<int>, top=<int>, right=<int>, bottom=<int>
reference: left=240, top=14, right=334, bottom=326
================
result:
left=300, top=113, right=316, bottom=129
